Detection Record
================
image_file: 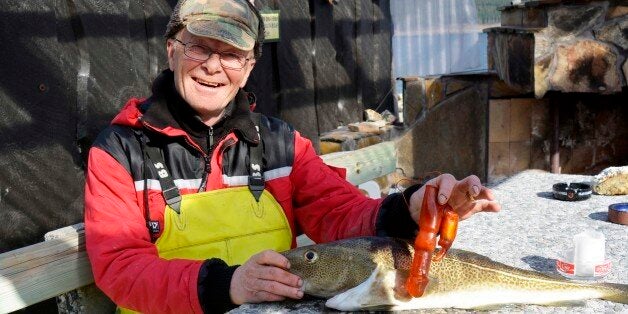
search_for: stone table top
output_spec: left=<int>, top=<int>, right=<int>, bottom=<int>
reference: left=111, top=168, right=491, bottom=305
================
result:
left=230, top=170, right=628, bottom=313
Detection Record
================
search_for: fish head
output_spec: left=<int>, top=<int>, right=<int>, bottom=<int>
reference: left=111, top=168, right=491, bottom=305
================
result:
left=282, top=237, right=384, bottom=298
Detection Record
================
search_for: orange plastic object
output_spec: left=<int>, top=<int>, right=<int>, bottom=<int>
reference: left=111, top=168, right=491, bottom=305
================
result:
left=405, top=185, right=459, bottom=297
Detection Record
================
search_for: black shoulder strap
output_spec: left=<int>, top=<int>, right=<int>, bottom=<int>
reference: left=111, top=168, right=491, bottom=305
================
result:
left=144, top=145, right=182, bottom=214
left=248, top=112, right=265, bottom=202
left=136, top=131, right=182, bottom=214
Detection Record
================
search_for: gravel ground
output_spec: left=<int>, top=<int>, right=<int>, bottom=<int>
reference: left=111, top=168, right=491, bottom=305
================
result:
left=231, top=170, right=628, bottom=313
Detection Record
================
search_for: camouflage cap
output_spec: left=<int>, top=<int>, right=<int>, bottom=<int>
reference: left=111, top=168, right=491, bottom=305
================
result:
left=167, top=0, right=260, bottom=51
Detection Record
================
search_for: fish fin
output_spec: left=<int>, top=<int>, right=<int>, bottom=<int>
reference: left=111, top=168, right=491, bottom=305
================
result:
left=543, top=300, right=587, bottom=307
left=600, top=283, right=628, bottom=304
left=471, top=304, right=509, bottom=311
left=325, top=265, right=398, bottom=311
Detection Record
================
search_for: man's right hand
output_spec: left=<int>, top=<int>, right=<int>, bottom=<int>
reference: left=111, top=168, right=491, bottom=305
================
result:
left=230, top=250, right=304, bottom=305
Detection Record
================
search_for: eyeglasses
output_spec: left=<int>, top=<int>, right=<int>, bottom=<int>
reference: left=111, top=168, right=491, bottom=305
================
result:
left=172, top=38, right=251, bottom=70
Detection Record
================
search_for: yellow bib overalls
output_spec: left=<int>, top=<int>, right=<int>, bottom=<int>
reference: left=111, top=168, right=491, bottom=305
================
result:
left=120, top=124, right=291, bottom=313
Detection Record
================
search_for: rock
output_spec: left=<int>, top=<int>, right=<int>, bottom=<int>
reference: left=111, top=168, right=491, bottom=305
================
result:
left=549, top=39, right=622, bottom=94
left=594, top=19, right=628, bottom=50
left=347, top=121, right=386, bottom=134
left=546, top=3, right=607, bottom=39
left=380, top=110, right=396, bottom=124
left=534, top=54, right=552, bottom=98
left=593, top=166, right=628, bottom=195
left=364, top=109, right=382, bottom=122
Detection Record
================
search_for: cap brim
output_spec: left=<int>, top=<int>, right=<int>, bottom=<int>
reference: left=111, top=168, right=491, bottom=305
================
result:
left=187, top=19, right=255, bottom=51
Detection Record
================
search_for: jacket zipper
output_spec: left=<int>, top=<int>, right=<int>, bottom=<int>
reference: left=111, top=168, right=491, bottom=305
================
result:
left=197, top=127, right=214, bottom=192
left=208, top=126, right=214, bottom=149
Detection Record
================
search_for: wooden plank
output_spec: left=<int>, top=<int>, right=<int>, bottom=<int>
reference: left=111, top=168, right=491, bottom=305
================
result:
left=0, top=225, right=93, bottom=313
left=321, top=141, right=396, bottom=185
left=246, top=0, right=280, bottom=118
left=358, top=0, right=393, bottom=113
left=489, top=99, right=511, bottom=143
left=332, top=0, right=360, bottom=121
left=275, top=0, right=319, bottom=151
left=356, top=0, right=375, bottom=110
left=313, top=1, right=361, bottom=134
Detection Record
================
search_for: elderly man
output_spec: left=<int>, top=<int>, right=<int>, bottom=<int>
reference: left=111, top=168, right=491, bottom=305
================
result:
left=84, top=0, right=500, bottom=312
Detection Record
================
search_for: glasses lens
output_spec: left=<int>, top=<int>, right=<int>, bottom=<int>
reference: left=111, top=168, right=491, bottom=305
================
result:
left=178, top=40, right=247, bottom=69
left=185, top=44, right=210, bottom=61
left=220, top=52, right=245, bottom=69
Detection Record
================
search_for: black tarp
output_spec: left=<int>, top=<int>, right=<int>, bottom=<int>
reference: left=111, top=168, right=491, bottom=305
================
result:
left=0, top=0, right=176, bottom=252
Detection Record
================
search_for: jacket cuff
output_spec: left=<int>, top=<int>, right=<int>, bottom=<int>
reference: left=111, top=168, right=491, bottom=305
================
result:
left=375, top=184, right=421, bottom=239
left=197, top=258, right=239, bottom=313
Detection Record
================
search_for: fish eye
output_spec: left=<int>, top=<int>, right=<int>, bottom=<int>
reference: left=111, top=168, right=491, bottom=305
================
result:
left=304, top=250, right=318, bottom=263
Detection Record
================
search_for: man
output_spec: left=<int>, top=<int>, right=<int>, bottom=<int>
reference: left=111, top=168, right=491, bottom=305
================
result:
left=84, top=0, right=500, bottom=313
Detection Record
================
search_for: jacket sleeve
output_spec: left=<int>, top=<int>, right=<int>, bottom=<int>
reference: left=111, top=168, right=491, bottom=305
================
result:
left=289, top=132, right=385, bottom=243
left=375, top=184, right=421, bottom=239
left=84, top=147, right=205, bottom=313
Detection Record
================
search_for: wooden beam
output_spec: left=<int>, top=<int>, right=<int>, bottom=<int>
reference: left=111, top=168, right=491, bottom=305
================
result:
left=0, top=224, right=92, bottom=313
left=321, top=141, right=396, bottom=186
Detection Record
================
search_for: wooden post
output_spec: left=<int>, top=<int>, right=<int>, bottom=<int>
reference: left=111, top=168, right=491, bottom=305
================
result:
left=550, top=99, right=560, bottom=174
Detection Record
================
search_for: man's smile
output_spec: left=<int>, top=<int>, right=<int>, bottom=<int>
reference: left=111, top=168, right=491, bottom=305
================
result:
left=193, top=77, right=225, bottom=88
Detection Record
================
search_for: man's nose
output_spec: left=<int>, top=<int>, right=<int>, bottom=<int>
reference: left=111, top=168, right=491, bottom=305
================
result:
left=203, top=53, right=222, bottom=71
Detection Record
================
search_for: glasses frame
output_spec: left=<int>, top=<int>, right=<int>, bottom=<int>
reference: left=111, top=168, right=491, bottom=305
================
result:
left=172, top=38, right=251, bottom=70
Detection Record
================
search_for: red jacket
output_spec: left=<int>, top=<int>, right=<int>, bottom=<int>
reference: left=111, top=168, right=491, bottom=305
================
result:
left=84, top=73, right=398, bottom=313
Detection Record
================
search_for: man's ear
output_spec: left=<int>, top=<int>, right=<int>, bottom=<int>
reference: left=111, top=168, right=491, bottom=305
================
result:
left=239, top=59, right=256, bottom=88
left=166, top=39, right=175, bottom=71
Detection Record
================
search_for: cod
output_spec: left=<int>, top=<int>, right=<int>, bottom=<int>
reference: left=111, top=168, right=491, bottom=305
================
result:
left=282, top=236, right=627, bottom=311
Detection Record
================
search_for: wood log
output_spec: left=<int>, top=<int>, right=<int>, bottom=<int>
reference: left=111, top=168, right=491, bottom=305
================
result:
left=321, top=141, right=396, bottom=186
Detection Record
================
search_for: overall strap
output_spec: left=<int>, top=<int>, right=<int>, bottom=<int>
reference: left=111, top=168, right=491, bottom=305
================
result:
left=248, top=112, right=265, bottom=202
left=135, top=131, right=182, bottom=214
left=133, top=130, right=157, bottom=238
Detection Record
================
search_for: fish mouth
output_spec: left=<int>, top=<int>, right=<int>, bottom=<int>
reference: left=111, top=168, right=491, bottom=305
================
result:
left=301, top=280, right=337, bottom=299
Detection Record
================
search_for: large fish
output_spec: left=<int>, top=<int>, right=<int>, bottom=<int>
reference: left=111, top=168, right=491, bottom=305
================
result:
left=281, top=236, right=628, bottom=311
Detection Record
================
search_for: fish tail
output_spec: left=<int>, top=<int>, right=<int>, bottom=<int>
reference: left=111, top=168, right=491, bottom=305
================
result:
left=600, top=283, right=628, bottom=304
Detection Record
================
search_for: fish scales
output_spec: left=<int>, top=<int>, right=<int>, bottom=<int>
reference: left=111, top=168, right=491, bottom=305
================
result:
left=282, top=236, right=628, bottom=311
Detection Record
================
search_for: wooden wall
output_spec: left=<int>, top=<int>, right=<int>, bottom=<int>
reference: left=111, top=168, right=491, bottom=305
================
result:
left=246, top=0, right=394, bottom=151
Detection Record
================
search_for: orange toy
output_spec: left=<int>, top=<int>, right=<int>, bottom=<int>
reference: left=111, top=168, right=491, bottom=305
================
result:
left=405, top=185, right=459, bottom=297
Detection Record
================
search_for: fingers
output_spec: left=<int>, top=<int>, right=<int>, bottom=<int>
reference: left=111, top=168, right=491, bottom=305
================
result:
left=454, top=186, right=501, bottom=220
left=460, top=198, right=501, bottom=219
left=426, top=174, right=480, bottom=204
left=460, top=175, right=482, bottom=199
left=421, top=174, right=500, bottom=220
left=253, top=249, right=291, bottom=270
left=230, top=250, right=304, bottom=305
left=408, top=173, right=501, bottom=223
left=427, top=173, right=456, bottom=204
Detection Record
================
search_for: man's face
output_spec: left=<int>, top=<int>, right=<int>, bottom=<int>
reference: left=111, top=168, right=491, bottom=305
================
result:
left=167, top=29, right=256, bottom=125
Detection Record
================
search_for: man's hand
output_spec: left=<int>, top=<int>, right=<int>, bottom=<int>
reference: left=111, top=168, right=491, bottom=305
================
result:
left=230, top=250, right=304, bottom=305
left=408, top=174, right=501, bottom=222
